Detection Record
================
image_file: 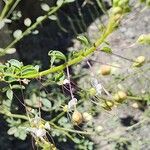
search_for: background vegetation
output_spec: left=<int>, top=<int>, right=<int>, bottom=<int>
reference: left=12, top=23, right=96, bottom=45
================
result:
left=0, top=0, right=150, bottom=149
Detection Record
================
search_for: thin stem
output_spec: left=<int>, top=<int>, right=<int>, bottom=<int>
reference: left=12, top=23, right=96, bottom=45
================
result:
left=6, top=0, right=21, bottom=18
left=66, top=66, right=74, bottom=99
left=50, top=122, right=94, bottom=135
left=0, top=109, right=28, bottom=120
left=0, top=0, right=14, bottom=20
left=1, top=13, right=121, bottom=80
left=1, top=3, right=63, bottom=55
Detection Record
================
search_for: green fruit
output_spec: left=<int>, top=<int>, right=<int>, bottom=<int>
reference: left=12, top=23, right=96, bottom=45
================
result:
left=112, top=7, right=123, bottom=15
left=113, top=91, right=127, bottom=103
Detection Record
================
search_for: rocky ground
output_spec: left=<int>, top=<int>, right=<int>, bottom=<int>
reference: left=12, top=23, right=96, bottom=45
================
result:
left=74, top=2, right=150, bottom=150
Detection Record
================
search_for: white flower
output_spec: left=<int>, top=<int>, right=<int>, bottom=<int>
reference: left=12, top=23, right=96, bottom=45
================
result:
left=22, top=79, right=30, bottom=84
left=34, top=128, right=46, bottom=137
left=44, top=122, right=51, bottom=130
left=63, top=79, right=70, bottom=84
left=91, top=78, right=102, bottom=95
left=27, top=128, right=46, bottom=138
left=31, top=115, right=41, bottom=126
left=83, top=112, right=92, bottom=122
left=68, top=98, right=77, bottom=110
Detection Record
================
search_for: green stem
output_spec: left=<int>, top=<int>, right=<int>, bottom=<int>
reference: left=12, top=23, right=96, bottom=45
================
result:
left=127, top=96, right=149, bottom=101
left=2, top=14, right=118, bottom=79
left=0, top=110, right=28, bottom=120
left=49, top=122, right=94, bottom=135
left=6, top=0, right=22, bottom=18
left=0, top=0, right=14, bottom=20
left=1, top=3, right=63, bottom=56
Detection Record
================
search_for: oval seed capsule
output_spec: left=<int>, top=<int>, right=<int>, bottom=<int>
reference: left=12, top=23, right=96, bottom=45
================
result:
left=113, top=91, right=127, bottom=103
left=100, top=65, right=111, bottom=75
left=112, top=7, right=123, bottom=15
left=72, top=110, right=83, bottom=125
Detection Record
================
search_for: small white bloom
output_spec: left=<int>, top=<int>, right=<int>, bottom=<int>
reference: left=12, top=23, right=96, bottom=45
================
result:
left=24, top=18, right=32, bottom=27
left=83, top=112, right=92, bottom=122
left=35, top=128, right=46, bottom=137
left=22, top=79, right=30, bottom=84
left=13, top=29, right=22, bottom=39
left=31, top=115, right=41, bottom=126
left=63, top=79, right=70, bottom=84
left=91, top=78, right=102, bottom=95
left=41, top=3, right=50, bottom=11
left=44, top=122, right=51, bottom=130
left=27, top=128, right=46, bottom=138
left=95, top=83, right=102, bottom=95
left=68, top=98, right=77, bottom=110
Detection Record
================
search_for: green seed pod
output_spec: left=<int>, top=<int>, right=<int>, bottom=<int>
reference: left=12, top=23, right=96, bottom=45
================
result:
left=105, top=100, right=114, bottom=107
left=113, top=91, right=127, bottom=103
left=100, top=102, right=112, bottom=111
left=112, top=7, right=123, bottom=15
left=133, top=56, right=145, bottom=67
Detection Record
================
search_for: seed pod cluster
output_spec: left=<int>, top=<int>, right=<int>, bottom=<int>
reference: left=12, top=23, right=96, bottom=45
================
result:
left=72, top=110, right=83, bottom=125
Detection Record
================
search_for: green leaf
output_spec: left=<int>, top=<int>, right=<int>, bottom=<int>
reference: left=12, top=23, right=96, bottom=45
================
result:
left=77, top=35, right=89, bottom=46
left=6, top=48, right=16, bottom=54
left=57, top=0, right=64, bottom=6
left=48, top=15, right=57, bottom=20
left=101, top=46, right=112, bottom=53
left=55, top=72, right=65, bottom=82
left=8, top=59, right=23, bottom=68
left=42, top=98, right=52, bottom=108
left=22, top=68, right=38, bottom=76
left=48, top=50, right=66, bottom=66
left=6, top=89, right=13, bottom=100
left=7, top=127, right=17, bottom=135
left=11, top=84, right=25, bottom=90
